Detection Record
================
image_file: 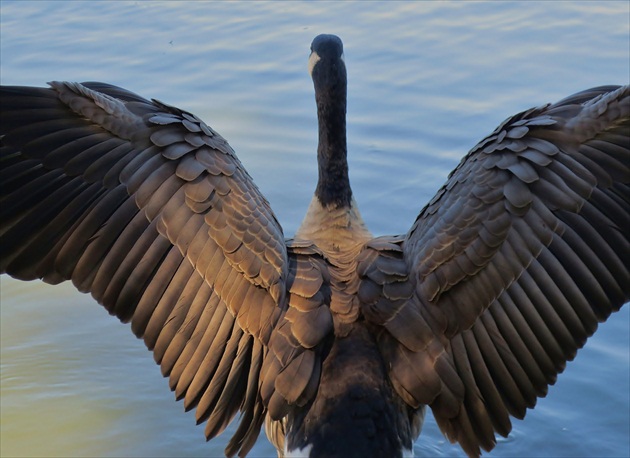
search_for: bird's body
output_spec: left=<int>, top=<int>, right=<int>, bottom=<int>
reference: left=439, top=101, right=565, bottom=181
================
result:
left=296, top=196, right=372, bottom=255
left=1, top=35, right=628, bottom=458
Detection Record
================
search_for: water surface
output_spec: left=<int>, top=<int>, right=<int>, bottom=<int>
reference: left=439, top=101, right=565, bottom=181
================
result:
left=1, top=1, right=629, bottom=457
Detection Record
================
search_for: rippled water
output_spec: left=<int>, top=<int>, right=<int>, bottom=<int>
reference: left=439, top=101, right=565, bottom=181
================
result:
left=1, top=1, right=629, bottom=457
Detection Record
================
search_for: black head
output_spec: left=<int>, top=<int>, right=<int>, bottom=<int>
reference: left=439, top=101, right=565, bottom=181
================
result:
left=309, top=34, right=346, bottom=91
left=310, top=34, right=344, bottom=62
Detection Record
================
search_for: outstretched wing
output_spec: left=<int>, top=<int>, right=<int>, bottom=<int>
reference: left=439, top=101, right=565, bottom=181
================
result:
left=0, top=81, right=300, bottom=456
left=358, top=85, right=629, bottom=456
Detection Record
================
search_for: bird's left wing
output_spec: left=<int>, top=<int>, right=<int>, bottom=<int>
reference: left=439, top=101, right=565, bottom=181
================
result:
left=0, top=81, right=294, bottom=456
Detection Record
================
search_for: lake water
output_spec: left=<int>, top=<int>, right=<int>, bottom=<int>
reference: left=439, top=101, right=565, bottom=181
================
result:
left=1, top=1, right=628, bottom=457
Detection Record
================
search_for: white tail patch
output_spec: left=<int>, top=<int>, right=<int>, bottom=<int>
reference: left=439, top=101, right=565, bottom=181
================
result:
left=285, top=443, right=313, bottom=458
left=285, top=443, right=413, bottom=457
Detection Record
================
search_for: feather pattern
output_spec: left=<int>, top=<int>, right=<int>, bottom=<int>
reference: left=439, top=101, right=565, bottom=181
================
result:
left=358, top=85, right=630, bottom=457
left=0, top=82, right=304, bottom=457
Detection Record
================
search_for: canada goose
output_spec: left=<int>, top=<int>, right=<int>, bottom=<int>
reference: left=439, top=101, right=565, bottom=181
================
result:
left=1, top=33, right=628, bottom=458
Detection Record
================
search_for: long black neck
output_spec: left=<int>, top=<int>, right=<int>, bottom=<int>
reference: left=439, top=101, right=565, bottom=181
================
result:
left=313, top=62, right=352, bottom=209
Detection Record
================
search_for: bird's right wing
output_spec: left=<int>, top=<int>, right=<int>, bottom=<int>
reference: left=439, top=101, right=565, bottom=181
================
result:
left=358, top=85, right=629, bottom=456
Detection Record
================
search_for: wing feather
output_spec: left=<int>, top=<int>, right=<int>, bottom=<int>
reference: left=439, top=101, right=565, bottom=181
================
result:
left=359, top=85, right=629, bottom=457
left=159, top=278, right=213, bottom=376
left=0, top=81, right=301, bottom=457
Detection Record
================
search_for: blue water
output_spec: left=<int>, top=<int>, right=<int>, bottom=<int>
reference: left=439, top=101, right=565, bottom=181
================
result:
left=1, top=1, right=628, bottom=457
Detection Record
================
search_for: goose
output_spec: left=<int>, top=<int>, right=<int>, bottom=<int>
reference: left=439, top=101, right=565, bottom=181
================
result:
left=1, top=33, right=629, bottom=458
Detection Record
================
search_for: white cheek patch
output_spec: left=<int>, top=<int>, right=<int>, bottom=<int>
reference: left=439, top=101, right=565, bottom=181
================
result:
left=308, top=51, right=321, bottom=76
